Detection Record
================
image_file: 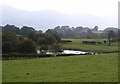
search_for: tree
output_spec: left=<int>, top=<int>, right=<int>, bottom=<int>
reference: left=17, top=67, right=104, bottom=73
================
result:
left=45, top=36, right=57, bottom=45
left=20, top=26, right=36, bottom=36
left=52, top=43, right=62, bottom=52
left=86, top=29, right=93, bottom=39
left=2, top=32, right=19, bottom=53
left=37, top=36, right=57, bottom=45
left=2, top=24, right=20, bottom=34
left=27, top=32, right=38, bottom=42
left=39, top=45, right=50, bottom=51
left=37, top=37, right=46, bottom=45
left=107, top=31, right=115, bottom=46
left=2, top=42, right=13, bottom=53
left=17, top=39, right=36, bottom=54
left=52, top=34, right=61, bottom=43
left=93, top=26, right=98, bottom=31
left=45, top=29, right=58, bottom=35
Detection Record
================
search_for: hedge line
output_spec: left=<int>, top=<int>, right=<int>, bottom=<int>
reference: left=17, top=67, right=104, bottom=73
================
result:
left=2, top=54, right=54, bottom=60
left=2, top=52, right=94, bottom=60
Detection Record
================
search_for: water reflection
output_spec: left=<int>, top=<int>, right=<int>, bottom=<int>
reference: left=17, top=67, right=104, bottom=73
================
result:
left=37, top=50, right=94, bottom=55
left=62, top=50, right=86, bottom=54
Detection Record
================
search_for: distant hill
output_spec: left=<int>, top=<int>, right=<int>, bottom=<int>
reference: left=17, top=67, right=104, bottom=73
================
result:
left=2, top=4, right=117, bottom=31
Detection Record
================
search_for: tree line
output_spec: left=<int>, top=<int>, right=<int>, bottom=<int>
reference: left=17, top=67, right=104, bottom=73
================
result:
left=2, top=24, right=119, bottom=39
left=2, top=24, right=120, bottom=55
left=2, top=24, right=62, bottom=54
left=48, top=26, right=119, bottom=39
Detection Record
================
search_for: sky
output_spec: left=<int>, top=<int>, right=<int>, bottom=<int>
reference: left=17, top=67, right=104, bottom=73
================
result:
left=0, top=0, right=119, bottom=29
left=1, top=0, right=119, bottom=17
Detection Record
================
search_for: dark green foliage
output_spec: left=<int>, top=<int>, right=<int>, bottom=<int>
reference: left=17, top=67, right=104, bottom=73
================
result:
left=53, top=26, right=119, bottom=39
left=20, top=26, right=36, bottom=35
left=27, top=32, right=38, bottom=42
left=2, top=42, right=13, bottom=53
left=2, top=24, right=119, bottom=39
left=53, top=26, right=98, bottom=39
left=39, top=45, right=50, bottom=50
left=37, top=36, right=57, bottom=45
left=17, top=39, right=36, bottom=54
left=2, top=32, right=19, bottom=53
left=51, top=43, right=62, bottom=52
left=2, top=32, right=37, bottom=54
left=45, top=29, right=61, bottom=42
left=107, top=31, right=115, bottom=46
left=37, top=37, right=46, bottom=45
left=2, top=53, right=54, bottom=60
left=86, top=29, right=98, bottom=39
left=52, top=34, right=61, bottom=43
left=2, top=24, right=43, bottom=36
left=92, top=26, right=98, bottom=31
left=2, top=32, right=19, bottom=43
left=45, top=36, right=57, bottom=45
left=2, top=24, right=20, bottom=34
left=45, top=29, right=58, bottom=35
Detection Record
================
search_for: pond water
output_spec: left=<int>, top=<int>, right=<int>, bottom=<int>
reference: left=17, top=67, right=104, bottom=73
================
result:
left=62, top=50, right=87, bottom=54
left=37, top=50, right=95, bottom=55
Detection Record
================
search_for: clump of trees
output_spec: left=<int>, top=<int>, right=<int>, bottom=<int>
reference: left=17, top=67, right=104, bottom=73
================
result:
left=53, top=26, right=100, bottom=39
left=17, top=39, right=36, bottom=54
left=2, top=32, right=19, bottom=53
left=2, top=24, right=62, bottom=54
left=2, top=24, right=119, bottom=55
left=51, top=25, right=119, bottom=39
left=2, top=24, right=43, bottom=36
left=2, top=24, right=119, bottom=40
left=2, top=32, right=37, bottom=54
left=37, top=34, right=62, bottom=52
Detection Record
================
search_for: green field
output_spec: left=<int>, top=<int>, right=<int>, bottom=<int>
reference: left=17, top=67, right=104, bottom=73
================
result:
left=2, top=53, right=118, bottom=82
left=2, top=39, right=119, bottom=82
left=0, top=60, right=2, bottom=83
left=62, top=39, right=119, bottom=53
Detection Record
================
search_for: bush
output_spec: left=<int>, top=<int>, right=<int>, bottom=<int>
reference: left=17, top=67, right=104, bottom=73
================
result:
left=2, top=53, right=54, bottom=60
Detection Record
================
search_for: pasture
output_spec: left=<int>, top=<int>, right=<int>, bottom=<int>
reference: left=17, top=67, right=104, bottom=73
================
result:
left=0, top=60, right=2, bottom=83
left=2, top=53, right=118, bottom=82
left=62, top=39, right=119, bottom=53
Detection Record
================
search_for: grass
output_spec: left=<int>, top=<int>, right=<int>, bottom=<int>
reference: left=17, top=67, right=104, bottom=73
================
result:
left=2, top=53, right=118, bottom=82
left=0, top=60, right=2, bottom=83
left=0, top=54, right=2, bottom=83
left=2, top=39, right=119, bottom=82
left=62, top=39, right=119, bottom=53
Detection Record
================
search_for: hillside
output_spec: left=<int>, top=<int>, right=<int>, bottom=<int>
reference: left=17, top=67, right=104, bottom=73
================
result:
left=2, top=4, right=117, bottom=31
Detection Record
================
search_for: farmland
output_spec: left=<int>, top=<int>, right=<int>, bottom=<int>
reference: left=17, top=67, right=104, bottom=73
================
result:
left=2, top=53, right=118, bottom=82
left=2, top=38, right=119, bottom=82
left=62, top=39, right=119, bottom=53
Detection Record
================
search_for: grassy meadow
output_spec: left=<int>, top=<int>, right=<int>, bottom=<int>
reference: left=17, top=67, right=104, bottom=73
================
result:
left=2, top=39, right=119, bottom=82
left=2, top=53, right=118, bottom=82
left=62, top=39, right=119, bottom=53
left=0, top=60, right=2, bottom=83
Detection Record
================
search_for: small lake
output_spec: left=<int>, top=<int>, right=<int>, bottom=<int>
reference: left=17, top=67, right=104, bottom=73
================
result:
left=62, top=50, right=87, bottom=54
left=37, top=50, right=95, bottom=55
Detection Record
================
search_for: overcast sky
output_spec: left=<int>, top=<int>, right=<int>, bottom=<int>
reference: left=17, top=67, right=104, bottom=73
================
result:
left=0, top=0, right=119, bottom=29
left=1, top=0, right=119, bottom=16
